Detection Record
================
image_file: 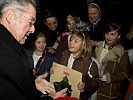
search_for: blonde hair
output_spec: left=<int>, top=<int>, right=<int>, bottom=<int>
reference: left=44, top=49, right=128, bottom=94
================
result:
left=70, top=32, right=92, bottom=59
left=66, top=15, right=80, bottom=23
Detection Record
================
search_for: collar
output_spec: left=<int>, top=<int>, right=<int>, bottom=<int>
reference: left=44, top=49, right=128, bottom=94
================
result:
left=103, top=41, right=116, bottom=50
left=0, top=24, right=24, bottom=55
left=90, top=15, right=101, bottom=26
left=102, top=41, right=109, bottom=49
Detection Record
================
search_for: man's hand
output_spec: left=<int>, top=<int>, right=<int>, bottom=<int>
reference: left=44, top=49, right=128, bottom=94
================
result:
left=35, top=73, right=55, bottom=94
left=49, top=88, right=68, bottom=99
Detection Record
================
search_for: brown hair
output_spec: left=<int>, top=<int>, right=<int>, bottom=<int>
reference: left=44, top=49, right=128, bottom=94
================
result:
left=104, top=23, right=122, bottom=35
left=34, top=31, right=46, bottom=42
left=31, top=31, right=47, bottom=48
left=104, top=23, right=122, bottom=45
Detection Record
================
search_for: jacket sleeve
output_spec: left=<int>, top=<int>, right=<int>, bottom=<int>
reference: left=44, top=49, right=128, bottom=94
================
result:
left=81, top=62, right=99, bottom=97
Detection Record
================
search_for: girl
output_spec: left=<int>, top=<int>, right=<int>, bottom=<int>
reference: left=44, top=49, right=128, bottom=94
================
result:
left=94, top=23, right=131, bottom=100
left=54, top=15, right=88, bottom=62
left=54, top=15, right=78, bottom=60
left=53, top=15, right=77, bottom=50
left=58, top=32, right=99, bottom=100
left=32, top=31, right=55, bottom=81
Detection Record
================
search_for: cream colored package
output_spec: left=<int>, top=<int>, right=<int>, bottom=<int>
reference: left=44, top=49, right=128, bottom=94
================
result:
left=50, top=62, right=82, bottom=98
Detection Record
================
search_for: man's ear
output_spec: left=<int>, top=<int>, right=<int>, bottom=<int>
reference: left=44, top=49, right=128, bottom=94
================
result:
left=5, top=9, right=14, bottom=23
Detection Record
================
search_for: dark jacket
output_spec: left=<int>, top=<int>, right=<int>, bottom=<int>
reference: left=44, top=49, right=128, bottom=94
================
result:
left=59, top=50, right=99, bottom=100
left=35, top=50, right=55, bottom=81
left=44, top=26, right=62, bottom=47
left=0, top=24, right=40, bottom=100
left=87, top=18, right=106, bottom=42
left=55, top=35, right=68, bottom=62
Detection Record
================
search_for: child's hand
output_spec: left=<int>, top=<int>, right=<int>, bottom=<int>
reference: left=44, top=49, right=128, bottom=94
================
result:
left=47, top=47, right=56, bottom=54
left=50, top=68, right=54, bottom=75
left=77, top=82, right=85, bottom=91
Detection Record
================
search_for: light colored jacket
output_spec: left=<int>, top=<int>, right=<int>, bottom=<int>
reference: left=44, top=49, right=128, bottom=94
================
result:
left=94, top=41, right=131, bottom=100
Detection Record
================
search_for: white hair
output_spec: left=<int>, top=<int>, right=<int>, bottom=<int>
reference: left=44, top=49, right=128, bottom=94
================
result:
left=88, top=3, right=101, bottom=14
left=0, top=0, right=36, bottom=18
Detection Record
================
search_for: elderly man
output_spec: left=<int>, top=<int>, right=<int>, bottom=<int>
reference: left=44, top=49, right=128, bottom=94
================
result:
left=0, top=0, right=67, bottom=100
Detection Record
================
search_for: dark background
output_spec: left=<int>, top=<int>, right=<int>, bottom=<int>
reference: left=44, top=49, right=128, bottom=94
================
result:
left=35, top=0, right=88, bottom=32
left=24, top=0, right=133, bottom=49
left=35, top=0, right=133, bottom=33
left=38, top=0, right=87, bottom=17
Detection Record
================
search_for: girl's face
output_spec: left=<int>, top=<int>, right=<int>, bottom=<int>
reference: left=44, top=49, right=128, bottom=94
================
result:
left=68, top=36, right=82, bottom=55
left=35, top=36, right=46, bottom=52
left=105, top=30, right=120, bottom=46
left=67, top=21, right=75, bottom=31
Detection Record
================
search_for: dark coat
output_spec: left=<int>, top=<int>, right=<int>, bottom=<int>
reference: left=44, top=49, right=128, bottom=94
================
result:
left=86, top=17, right=106, bottom=42
left=35, top=50, right=55, bottom=81
left=43, top=26, right=63, bottom=47
left=55, top=35, right=68, bottom=62
left=0, top=24, right=40, bottom=100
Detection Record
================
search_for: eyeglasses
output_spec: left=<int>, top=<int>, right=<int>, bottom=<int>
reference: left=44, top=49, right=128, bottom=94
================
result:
left=46, top=22, right=57, bottom=27
left=23, top=15, right=36, bottom=27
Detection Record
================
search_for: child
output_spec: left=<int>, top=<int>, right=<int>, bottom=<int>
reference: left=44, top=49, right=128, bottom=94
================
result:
left=93, top=23, right=131, bottom=100
left=54, top=15, right=78, bottom=61
left=55, top=15, right=89, bottom=62
left=57, top=32, right=99, bottom=100
left=32, top=31, right=55, bottom=81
